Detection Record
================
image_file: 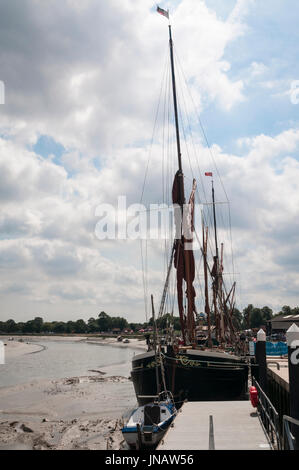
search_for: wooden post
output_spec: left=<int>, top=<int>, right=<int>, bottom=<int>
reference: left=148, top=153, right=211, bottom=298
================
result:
left=255, top=328, right=267, bottom=392
left=286, top=323, right=299, bottom=449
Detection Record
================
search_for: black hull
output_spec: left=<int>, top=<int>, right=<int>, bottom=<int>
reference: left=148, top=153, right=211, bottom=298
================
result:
left=131, top=350, right=248, bottom=406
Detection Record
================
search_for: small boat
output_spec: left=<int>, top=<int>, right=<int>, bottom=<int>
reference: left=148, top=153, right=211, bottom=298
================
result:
left=121, top=391, right=176, bottom=449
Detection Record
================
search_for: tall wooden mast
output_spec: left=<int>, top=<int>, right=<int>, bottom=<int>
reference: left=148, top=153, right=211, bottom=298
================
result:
left=168, top=24, right=196, bottom=345
left=202, top=214, right=212, bottom=348
left=168, top=25, right=184, bottom=205
left=211, top=178, right=219, bottom=342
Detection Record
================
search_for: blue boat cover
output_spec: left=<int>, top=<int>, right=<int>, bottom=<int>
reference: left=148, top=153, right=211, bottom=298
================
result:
left=253, top=341, right=288, bottom=356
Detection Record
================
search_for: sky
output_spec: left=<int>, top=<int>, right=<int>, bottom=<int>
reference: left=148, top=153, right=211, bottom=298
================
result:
left=0, top=0, right=299, bottom=323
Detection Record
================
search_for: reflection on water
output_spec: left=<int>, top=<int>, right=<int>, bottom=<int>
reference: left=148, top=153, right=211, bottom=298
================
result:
left=0, top=340, right=139, bottom=388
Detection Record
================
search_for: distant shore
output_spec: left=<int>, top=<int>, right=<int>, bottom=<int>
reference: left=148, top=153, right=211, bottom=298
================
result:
left=1, top=334, right=147, bottom=353
left=1, top=334, right=147, bottom=370
left=85, top=336, right=147, bottom=351
left=0, top=336, right=146, bottom=450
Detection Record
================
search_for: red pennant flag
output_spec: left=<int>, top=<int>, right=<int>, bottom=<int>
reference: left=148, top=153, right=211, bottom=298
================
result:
left=205, top=172, right=213, bottom=176
left=157, top=6, right=169, bottom=19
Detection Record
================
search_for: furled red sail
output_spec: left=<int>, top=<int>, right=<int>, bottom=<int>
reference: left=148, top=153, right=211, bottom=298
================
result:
left=172, top=172, right=197, bottom=344
left=172, top=171, right=186, bottom=342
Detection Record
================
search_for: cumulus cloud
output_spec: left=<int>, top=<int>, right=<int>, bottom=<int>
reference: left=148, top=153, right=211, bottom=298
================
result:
left=1, top=120, right=299, bottom=320
left=0, top=0, right=298, bottom=322
left=0, top=0, right=250, bottom=155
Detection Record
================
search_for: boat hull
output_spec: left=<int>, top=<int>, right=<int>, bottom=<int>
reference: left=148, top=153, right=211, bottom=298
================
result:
left=122, top=426, right=168, bottom=449
left=122, top=399, right=176, bottom=449
left=131, top=350, right=248, bottom=406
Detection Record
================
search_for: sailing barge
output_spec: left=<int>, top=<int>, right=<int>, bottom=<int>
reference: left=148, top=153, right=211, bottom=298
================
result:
left=131, top=8, right=248, bottom=407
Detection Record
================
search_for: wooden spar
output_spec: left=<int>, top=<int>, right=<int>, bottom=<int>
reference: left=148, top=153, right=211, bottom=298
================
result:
left=202, top=215, right=212, bottom=348
left=212, top=281, right=218, bottom=343
left=225, top=281, right=236, bottom=307
left=211, top=179, right=219, bottom=260
left=158, top=242, right=175, bottom=318
left=151, top=294, right=160, bottom=395
left=219, top=243, right=225, bottom=341
left=209, top=235, right=235, bottom=344
left=225, top=282, right=237, bottom=343
left=220, top=243, right=224, bottom=281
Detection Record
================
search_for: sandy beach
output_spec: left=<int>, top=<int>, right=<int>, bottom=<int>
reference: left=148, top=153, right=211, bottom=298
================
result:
left=3, top=339, right=45, bottom=359
left=0, top=336, right=147, bottom=450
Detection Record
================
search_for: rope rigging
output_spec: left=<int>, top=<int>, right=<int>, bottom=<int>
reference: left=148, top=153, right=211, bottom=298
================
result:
left=138, top=28, right=238, bottom=345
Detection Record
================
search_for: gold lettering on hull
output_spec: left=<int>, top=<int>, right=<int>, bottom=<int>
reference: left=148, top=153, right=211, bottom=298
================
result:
left=145, top=355, right=206, bottom=369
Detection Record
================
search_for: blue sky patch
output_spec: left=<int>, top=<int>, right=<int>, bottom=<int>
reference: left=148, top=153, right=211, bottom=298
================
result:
left=33, top=135, right=65, bottom=163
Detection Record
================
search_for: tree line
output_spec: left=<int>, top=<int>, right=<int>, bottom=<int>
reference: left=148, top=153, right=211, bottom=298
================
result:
left=0, top=305, right=297, bottom=335
left=0, top=312, right=140, bottom=335
left=240, top=304, right=299, bottom=329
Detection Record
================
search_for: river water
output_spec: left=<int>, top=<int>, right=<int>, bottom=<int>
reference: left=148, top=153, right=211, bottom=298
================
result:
left=0, top=339, right=140, bottom=388
left=0, top=339, right=143, bottom=450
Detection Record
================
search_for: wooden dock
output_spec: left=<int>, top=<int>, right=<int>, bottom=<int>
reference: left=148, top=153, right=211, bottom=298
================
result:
left=267, top=359, right=289, bottom=391
left=157, top=401, right=271, bottom=450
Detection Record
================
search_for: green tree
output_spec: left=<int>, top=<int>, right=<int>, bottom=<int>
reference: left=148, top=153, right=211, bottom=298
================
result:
left=129, top=323, right=137, bottom=332
left=261, top=306, right=273, bottom=322
left=111, top=316, right=128, bottom=331
left=250, top=308, right=263, bottom=328
left=5, top=319, right=17, bottom=333
left=52, top=322, right=66, bottom=334
left=16, top=322, right=25, bottom=333
left=243, top=304, right=254, bottom=329
left=23, top=320, right=35, bottom=333
left=282, top=305, right=292, bottom=316
left=232, top=308, right=243, bottom=330
left=42, top=322, right=52, bottom=333
left=173, top=316, right=182, bottom=331
left=32, top=317, right=44, bottom=333
left=74, top=319, right=87, bottom=334
left=87, top=317, right=99, bottom=333
left=65, top=321, right=76, bottom=334
left=98, top=312, right=111, bottom=332
left=158, top=314, right=172, bottom=330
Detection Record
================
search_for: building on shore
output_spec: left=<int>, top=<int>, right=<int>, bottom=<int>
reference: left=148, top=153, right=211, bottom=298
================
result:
left=269, top=314, right=299, bottom=333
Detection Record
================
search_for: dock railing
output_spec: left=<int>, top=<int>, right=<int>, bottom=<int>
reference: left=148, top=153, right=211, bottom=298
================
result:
left=252, top=377, right=281, bottom=450
left=283, top=415, right=299, bottom=450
